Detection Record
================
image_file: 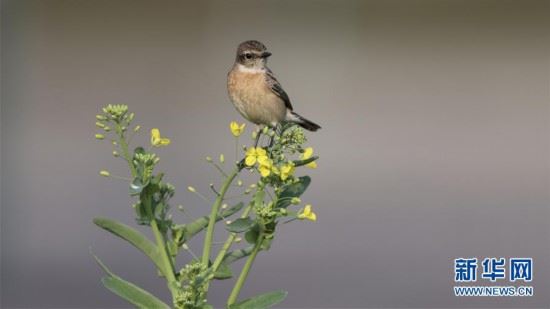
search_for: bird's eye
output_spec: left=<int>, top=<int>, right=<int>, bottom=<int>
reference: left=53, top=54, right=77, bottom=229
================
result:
left=244, top=53, right=253, bottom=60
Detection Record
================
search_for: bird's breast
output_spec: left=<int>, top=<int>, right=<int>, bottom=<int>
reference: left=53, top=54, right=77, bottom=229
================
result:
left=227, top=68, right=286, bottom=125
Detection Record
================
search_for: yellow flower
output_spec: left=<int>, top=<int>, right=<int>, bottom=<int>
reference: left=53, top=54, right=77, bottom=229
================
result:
left=298, top=204, right=317, bottom=222
left=301, top=147, right=317, bottom=169
left=151, top=128, right=171, bottom=147
left=245, top=147, right=267, bottom=166
left=257, top=156, right=273, bottom=177
left=280, top=163, right=295, bottom=181
left=230, top=121, right=246, bottom=137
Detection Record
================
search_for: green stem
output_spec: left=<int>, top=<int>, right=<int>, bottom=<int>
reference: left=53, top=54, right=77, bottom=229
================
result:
left=143, top=186, right=178, bottom=302
left=226, top=234, right=264, bottom=306
left=201, top=167, right=240, bottom=267
left=226, top=185, right=267, bottom=306
left=211, top=202, right=254, bottom=273
left=117, top=124, right=177, bottom=302
left=117, top=126, right=137, bottom=177
left=151, top=220, right=178, bottom=285
left=235, top=137, right=239, bottom=162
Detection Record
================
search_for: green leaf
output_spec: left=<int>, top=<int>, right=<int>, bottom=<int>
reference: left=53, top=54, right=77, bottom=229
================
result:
left=292, top=156, right=318, bottom=168
left=154, top=202, right=165, bottom=217
left=91, top=250, right=115, bottom=277
left=93, top=217, right=166, bottom=276
left=276, top=176, right=311, bottom=208
left=134, top=146, right=146, bottom=155
left=244, top=224, right=259, bottom=244
left=180, top=202, right=244, bottom=241
left=150, top=173, right=164, bottom=185
left=254, top=190, right=265, bottom=208
left=213, top=262, right=233, bottom=280
left=129, top=177, right=146, bottom=196
left=261, top=236, right=273, bottom=251
left=225, top=217, right=255, bottom=233
left=92, top=253, right=170, bottom=309
left=221, top=202, right=245, bottom=218
left=221, top=245, right=254, bottom=265
left=102, top=274, right=170, bottom=309
left=229, top=290, right=288, bottom=309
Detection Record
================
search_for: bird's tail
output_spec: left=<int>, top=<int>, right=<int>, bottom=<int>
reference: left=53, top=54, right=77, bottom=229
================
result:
left=288, top=111, right=321, bottom=132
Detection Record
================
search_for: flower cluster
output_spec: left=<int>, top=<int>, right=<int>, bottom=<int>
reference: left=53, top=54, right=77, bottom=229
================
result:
left=175, top=261, right=210, bottom=309
left=93, top=105, right=320, bottom=309
left=101, top=104, right=130, bottom=121
left=242, top=128, right=317, bottom=189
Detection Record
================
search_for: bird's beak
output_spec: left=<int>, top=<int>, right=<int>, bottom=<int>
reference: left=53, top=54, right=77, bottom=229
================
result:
left=261, top=51, right=272, bottom=58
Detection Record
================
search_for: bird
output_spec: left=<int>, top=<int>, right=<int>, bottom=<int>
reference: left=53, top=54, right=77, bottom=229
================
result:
left=227, top=40, right=321, bottom=132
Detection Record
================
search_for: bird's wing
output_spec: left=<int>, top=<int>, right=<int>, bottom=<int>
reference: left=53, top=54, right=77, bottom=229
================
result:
left=265, top=68, right=293, bottom=111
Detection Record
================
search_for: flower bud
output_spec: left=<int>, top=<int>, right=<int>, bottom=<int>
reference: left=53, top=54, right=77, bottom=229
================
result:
left=127, top=112, right=135, bottom=122
left=187, top=186, right=196, bottom=193
left=96, top=115, right=107, bottom=121
left=112, top=151, right=119, bottom=157
left=181, top=243, right=189, bottom=250
left=95, top=122, right=105, bottom=128
left=219, top=154, right=225, bottom=163
left=237, top=180, right=243, bottom=187
left=225, top=220, right=232, bottom=225
left=221, top=203, right=228, bottom=209
left=103, top=126, right=111, bottom=132
left=99, top=170, right=110, bottom=177
left=235, top=237, right=242, bottom=243
left=291, top=197, right=301, bottom=205
left=95, top=134, right=105, bottom=140
left=178, top=205, right=184, bottom=211
left=133, top=125, right=141, bottom=132
left=205, top=156, right=212, bottom=162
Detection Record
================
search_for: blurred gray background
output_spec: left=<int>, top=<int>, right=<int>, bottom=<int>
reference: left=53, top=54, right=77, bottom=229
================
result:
left=1, top=0, right=549, bottom=308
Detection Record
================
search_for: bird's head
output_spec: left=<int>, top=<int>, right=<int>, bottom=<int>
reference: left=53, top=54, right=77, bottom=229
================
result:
left=235, top=40, right=272, bottom=69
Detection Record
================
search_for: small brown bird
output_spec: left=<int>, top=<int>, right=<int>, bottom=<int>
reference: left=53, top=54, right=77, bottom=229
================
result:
left=227, top=40, right=321, bottom=131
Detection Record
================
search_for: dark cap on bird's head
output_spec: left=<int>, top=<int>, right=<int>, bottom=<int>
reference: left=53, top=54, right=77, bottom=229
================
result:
left=236, top=40, right=272, bottom=64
